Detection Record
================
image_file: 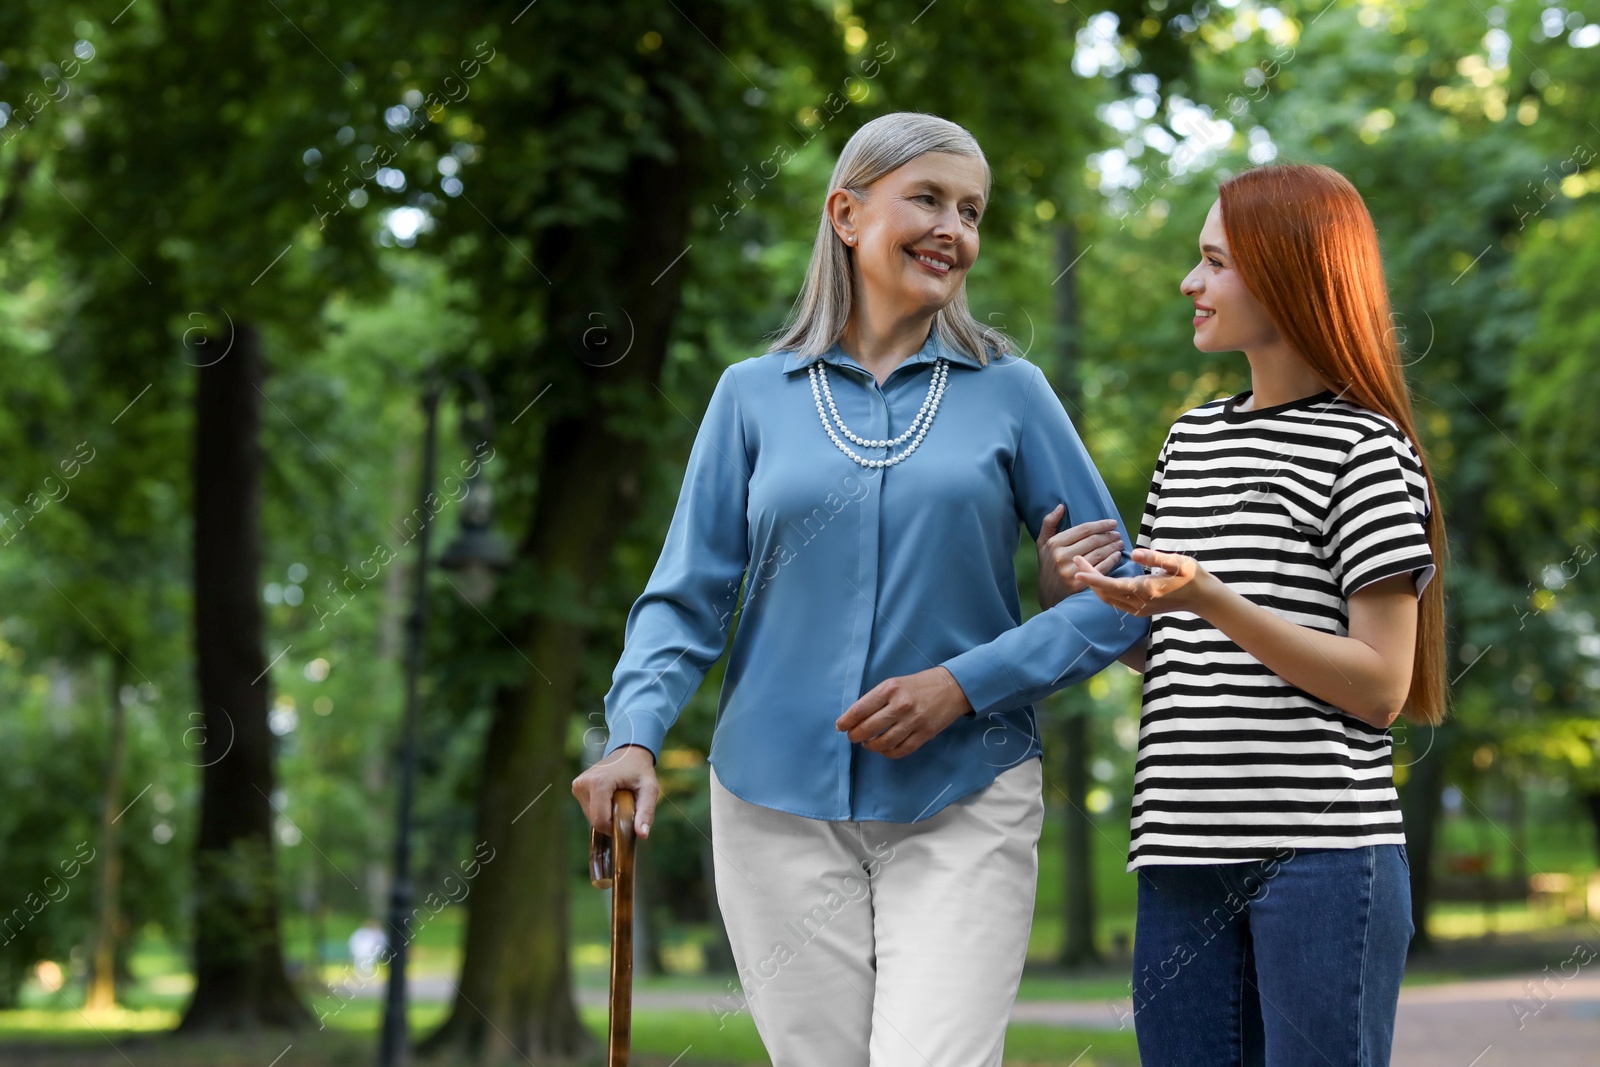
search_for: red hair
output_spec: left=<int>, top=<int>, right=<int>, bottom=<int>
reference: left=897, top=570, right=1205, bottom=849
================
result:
left=1218, top=163, right=1447, bottom=726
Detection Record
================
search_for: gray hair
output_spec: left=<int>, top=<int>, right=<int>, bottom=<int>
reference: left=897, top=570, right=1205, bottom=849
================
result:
left=764, top=112, right=1012, bottom=365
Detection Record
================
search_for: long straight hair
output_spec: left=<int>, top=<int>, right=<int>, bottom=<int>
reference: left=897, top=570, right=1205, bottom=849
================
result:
left=1219, top=162, right=1447, bottom=726
left=765, top=112, right=1012, bottom=364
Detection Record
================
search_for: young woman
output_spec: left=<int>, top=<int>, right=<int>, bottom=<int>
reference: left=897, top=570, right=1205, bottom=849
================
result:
left=1052, top=163, right=1446, bottom=1066
left=572, top=111, right=1146, bottom=1066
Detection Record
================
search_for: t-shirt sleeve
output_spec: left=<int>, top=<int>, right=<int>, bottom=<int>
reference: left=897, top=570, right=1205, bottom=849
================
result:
left=1322, top=427, right=1435, bottom=600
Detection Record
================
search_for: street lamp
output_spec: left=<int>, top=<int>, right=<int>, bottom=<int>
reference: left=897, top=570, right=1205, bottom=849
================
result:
left=378, top=367, right=512, bottom=1067
left=440, top=472, right=512, bottom=605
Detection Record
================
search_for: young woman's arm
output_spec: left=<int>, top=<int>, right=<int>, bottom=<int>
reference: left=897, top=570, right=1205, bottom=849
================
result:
left=1076, top=550, right=1418, bottom=728
left=1080, top=424, right=1433, bottom=704
left=1203, top=572, right=1417, bottom=726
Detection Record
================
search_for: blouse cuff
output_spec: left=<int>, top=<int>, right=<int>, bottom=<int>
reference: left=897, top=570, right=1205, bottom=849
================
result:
left=941, top=644, right=1023, bottom=719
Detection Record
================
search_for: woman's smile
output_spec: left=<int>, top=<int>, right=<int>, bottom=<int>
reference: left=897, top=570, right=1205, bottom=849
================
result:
left=908, top=247, right=955, bottom=275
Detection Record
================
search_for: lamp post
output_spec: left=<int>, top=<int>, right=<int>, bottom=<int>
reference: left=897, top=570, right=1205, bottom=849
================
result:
left=378, top=368, right=511, bottom=1067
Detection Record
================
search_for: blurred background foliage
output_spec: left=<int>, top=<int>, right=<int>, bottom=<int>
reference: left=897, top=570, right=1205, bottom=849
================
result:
left=0, top=0, right=1596, bottom=1060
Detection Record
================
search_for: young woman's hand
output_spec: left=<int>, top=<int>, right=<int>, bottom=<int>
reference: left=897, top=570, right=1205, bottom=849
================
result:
left=1074, top=546, right=1218, bottom=618
left=1036, top=506, right=1125, bottom=610
left=572, top=743, right=660, bottom=840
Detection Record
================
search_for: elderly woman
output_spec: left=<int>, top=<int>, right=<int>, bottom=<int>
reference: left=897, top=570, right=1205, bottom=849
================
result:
left=573, top=111, right=1145, bottom=1067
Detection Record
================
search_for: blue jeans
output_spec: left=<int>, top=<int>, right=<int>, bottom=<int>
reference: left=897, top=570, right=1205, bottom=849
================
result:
left=1131, top=844, right=1413, bottom=1067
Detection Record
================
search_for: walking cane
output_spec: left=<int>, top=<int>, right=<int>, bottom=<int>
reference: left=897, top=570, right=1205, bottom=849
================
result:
left=589, top=788, right=636, bottom=1067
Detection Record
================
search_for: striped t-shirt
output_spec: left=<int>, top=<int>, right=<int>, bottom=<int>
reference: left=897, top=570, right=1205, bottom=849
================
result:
left=1126, top=388, right=1435, bottom=870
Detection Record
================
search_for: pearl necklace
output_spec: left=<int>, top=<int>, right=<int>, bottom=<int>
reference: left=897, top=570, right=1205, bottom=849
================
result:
left=809, top=357, right=949, bottom=468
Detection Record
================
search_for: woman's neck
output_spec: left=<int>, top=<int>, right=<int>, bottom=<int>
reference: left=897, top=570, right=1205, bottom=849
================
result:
left=838, top=306, right=937, bottom=385
left=1240, top=344, right=1327, bottom=410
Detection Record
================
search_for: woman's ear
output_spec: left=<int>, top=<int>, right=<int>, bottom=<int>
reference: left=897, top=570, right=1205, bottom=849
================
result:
left=826, top=187, right=860, bottom=248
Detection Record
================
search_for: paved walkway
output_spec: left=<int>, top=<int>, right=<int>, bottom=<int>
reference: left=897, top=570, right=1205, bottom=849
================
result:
left=581, top=974, right=1600, bottom=1066
left=379, top=970, right=1600, bottom=1064
left=1388, top=972, right=1600, bottom=1067
left=1011, top=975, right=1600, bottom=1066
left=1010, top=973, right=1600, bottom=1066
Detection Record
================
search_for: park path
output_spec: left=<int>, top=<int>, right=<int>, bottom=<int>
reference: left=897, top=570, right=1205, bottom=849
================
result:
left=1006, top=973, right=1600, bottom=1067
left=584, top=973, right=1600, bottom=1066
left=1387, top=972, right=1600, bottom=1067
left=387, top=971, right=1600, bottom=1065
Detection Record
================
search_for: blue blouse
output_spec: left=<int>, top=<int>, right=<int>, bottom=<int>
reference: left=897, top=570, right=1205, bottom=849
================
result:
left=601, top=328, right=1148, bottom=821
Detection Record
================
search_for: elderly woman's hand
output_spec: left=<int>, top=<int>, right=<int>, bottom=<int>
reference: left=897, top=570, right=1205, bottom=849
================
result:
left=835, top=666, right=973, bottom=759
left=1036, top=506, right=1125, bottom=610
left=572, top=743, right=660, bottom=839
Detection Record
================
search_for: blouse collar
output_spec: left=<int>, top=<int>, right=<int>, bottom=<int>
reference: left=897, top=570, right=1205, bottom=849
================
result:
left=780, top=329, right=989, bottom=376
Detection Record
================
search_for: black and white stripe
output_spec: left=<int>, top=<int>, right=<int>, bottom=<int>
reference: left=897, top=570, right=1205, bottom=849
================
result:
left=1127, top=390, right=1434, bottom=869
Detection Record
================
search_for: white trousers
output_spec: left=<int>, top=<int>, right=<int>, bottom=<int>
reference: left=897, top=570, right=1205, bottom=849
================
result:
left=709, top=756, right=1045, bottom=1067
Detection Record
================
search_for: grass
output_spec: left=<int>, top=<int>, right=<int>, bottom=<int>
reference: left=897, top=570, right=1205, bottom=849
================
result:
left=2, top=808, right=1592, bottom=1064
left=596, top=1009, right=1140, bottom=1067
left=0, top=1011, right=1138, bottom=1067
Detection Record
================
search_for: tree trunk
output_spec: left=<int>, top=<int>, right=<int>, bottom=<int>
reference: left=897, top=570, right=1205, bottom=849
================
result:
left=420, top=84, right=704, bottom=1061
left=86, top=657, right=128, bottom=1012
left=1400, top=722, right=1450, bottom=955
left=1402, top=473, right=1483, bottom=956
left=1584, top=791, right=1600, bottom=867
left=1060, top=709, right=1100, bottom=966
left=1051, top=219, right=1101, bottom=967
left=178, top=321, right=311, bottom=1031
left=419, top=634, right=594, bottom=1061
left=632, top=846, right=662, bottom=980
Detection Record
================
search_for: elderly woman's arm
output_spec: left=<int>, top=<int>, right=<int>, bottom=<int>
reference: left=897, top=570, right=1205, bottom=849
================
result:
left=838, top=365, right=1146, bottom=757
left=938, top=364, right=1147, bottom=715
left=574, top=366, right=751, bottom=838
left=1034, top=510, right=1147, bottom=670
